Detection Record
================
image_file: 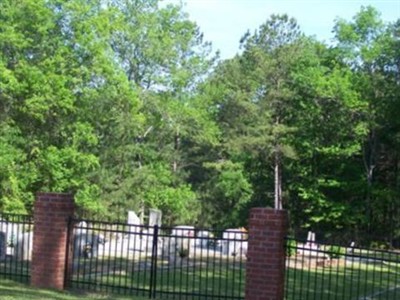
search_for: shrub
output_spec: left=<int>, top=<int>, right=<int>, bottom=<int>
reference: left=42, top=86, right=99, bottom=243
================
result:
left=327, top=245, right=345, bottom=259
left=178, top=248, right=189, bottom=258
left=370, top=241, right=390, bottom=250
left=286, top=238, right=297, bottom=257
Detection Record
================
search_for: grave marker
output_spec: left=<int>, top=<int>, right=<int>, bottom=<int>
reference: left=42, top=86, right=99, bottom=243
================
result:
left=0, top=232, right=6, bottom=261
left=127, top=211, right=141, bottom=233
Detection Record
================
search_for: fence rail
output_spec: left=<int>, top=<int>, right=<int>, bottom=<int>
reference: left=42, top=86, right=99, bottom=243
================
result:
left=285, top=237, right=400, bottom=300
left=0, top=213, right=34, bottom=283
left=4, top=210, right=398, bottom=300
left=69, top=218, right=247, bottom=299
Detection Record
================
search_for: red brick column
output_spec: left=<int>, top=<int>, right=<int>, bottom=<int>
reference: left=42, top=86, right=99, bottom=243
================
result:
left=245, top=208, right=288, bottom=300
left=31, top=193, right=75, bottom=290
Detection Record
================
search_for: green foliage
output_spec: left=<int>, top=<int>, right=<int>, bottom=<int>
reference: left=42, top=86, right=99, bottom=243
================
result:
left=140, top=164, right=199, bottom=225
left=327, top=245, right=346, bottom=259
left=0, top=125, right=35, bottom=213
left=0, top=1, right=399, bottom=244
left=0, top=0, right=215, bottom=223
left=286, top=238, right=297, bottom=257
left=75, top=185, right=104, bottom=216
left=369, top=241, right=391, bottom=250
left=200, top=160, right=253, bottom=227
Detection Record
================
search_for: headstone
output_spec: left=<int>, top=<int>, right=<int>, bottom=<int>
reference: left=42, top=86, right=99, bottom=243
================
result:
left=0, top=219, right=8, bottom=257
left=149, top=209, right=162, bottom=227
left=222, top=228, right=247, bottom=256
left=0, top=232, right=6, bottom=261
left=148, top=209, right=162, bottom=237
left=306, top=231, right=317, bottom=249
left=297, top=231, right=326, bottom=258
left=73, top=232, right=106, bottom=259
left=166, top=226, right=195, bottom=263
left=307, top=231, right=315, bottom=243
left=0, top=220, right=21, bottom=252
left=76, top=221, right=88, bottom=234
left=128, top=211, right=141, bottom=233
left=163, top=236, right=177, bottom=264
left=348, top=241, right=356, bottom=254
left=15, top=231, right=33, bottom=261
left=196, top=230, right=211, bottom=248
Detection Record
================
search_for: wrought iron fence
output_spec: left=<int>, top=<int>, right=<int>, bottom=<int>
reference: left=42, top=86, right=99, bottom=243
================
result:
left=285, top=237, right=400, bottom=300
left=69, top=219, right=247, bottom=299
left=0, top=213, right=34, bottom=283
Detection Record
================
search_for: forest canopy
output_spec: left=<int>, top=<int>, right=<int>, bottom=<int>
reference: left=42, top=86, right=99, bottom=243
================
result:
left=0, top=0, right=399, bottom=245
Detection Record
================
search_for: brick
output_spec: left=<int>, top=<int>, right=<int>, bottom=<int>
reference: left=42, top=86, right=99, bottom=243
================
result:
left=245, top=208, right=287, bottom=300
left=31, top=192, right=74, bottom=291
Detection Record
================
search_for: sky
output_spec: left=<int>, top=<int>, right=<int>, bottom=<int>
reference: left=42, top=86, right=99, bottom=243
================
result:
left=163, top=0, right=400, bottom=59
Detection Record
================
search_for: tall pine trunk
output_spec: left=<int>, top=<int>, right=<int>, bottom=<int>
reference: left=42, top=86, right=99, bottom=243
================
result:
left=274, top=150, right=282, bottom=210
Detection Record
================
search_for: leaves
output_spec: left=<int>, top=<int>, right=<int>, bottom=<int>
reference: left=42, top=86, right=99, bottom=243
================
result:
left=1, top=2, right=399, bottom=244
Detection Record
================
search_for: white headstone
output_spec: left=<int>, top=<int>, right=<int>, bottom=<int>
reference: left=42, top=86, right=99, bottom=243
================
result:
left=0, top=219, right=7, bottom=258
left=15, top=231, right=33, bottom=261
left=196, top=230, right=211, bottom=248
left=165, top=226, right=195, bottom=263
left=76, top=221, right=88, bottom=234
left=149, top=209, right=162, bottom=227
left=222, top=228, right=247, bottom=256
left=0, top=232, right=6, bottom=261
left=306, top=231, right=317, bottom=249
left=306, top=231, right=316, bottom=243
left=0, top=221, right=22, bottom=250
left=128, top=211, right=141, bottom=233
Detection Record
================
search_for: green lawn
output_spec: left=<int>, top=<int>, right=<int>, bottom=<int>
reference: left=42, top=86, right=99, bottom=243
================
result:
left=2, top=252, right=400, bottom=299
left=0, top=254, right=246, bottom=300
left=0, top=279, right=149, bottom=300
left=70, top=256, right=245, bottom=300
left=285, top=257, right=400, bottom=300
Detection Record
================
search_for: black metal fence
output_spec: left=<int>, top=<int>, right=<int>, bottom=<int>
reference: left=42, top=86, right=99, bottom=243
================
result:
left=69, top=218, right=247, bottom=299
left=0, top=213, right=34, bottom=283
left=285, top=237, right=400, bottom=300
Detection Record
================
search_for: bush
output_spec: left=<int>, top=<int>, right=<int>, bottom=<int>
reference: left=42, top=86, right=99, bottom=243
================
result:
left=286, top=238, right=297, bottom=257
left=327, top=245, right=345, bottom=259
left=178, top=248, right=189, bottom=258
left=370, top=241, right=391, bottom=250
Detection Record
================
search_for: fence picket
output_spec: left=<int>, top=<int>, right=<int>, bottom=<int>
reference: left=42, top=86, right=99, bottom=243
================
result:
left=285, top=237, right=400, bottom=299
left=66, top=218, right=246, bottom=299
left=0, top=213, right=34, bottom=283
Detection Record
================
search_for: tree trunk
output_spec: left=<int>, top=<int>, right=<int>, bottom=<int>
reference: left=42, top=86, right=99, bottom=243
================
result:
left=363, top=128, right=376, bottom=234
left=173, top=128, right=180, bottom=173
left=274, top=151, right=282, bottom=210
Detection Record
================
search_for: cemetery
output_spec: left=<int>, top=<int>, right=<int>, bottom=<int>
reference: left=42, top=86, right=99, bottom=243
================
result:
left=1, top=0, right=400, bottom=298
left=71, top=210, right=248, bottom=263
left=0, top=198, right=399, bottom=300
left=69, top=210, right=248, bottom=299
left=0, top=215, right=33, bottom=283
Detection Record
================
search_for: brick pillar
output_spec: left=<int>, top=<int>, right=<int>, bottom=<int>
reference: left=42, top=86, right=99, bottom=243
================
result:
left=31, top=193, right=75, bottom=290
left=245, top=208, right=288, bottom=300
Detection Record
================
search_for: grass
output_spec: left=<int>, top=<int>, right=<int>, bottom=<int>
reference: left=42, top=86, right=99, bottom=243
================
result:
left=2, top=248, right=400, bottom=300
left=284, top=240, right=400, bottom=299
left=0, top=279, right=150, bottom=300
left=70, top=256, right=245, bottom=299
left=285, top=257, right=400, bottom=299
left=1, top=260, right=399, bottom=300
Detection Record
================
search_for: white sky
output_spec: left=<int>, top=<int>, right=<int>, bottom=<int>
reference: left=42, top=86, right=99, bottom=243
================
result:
left=163, top=0, right=400, bottom=59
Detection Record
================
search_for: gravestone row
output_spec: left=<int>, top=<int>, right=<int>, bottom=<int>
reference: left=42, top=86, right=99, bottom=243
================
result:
left=0, top=219, right=33, bottom=261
